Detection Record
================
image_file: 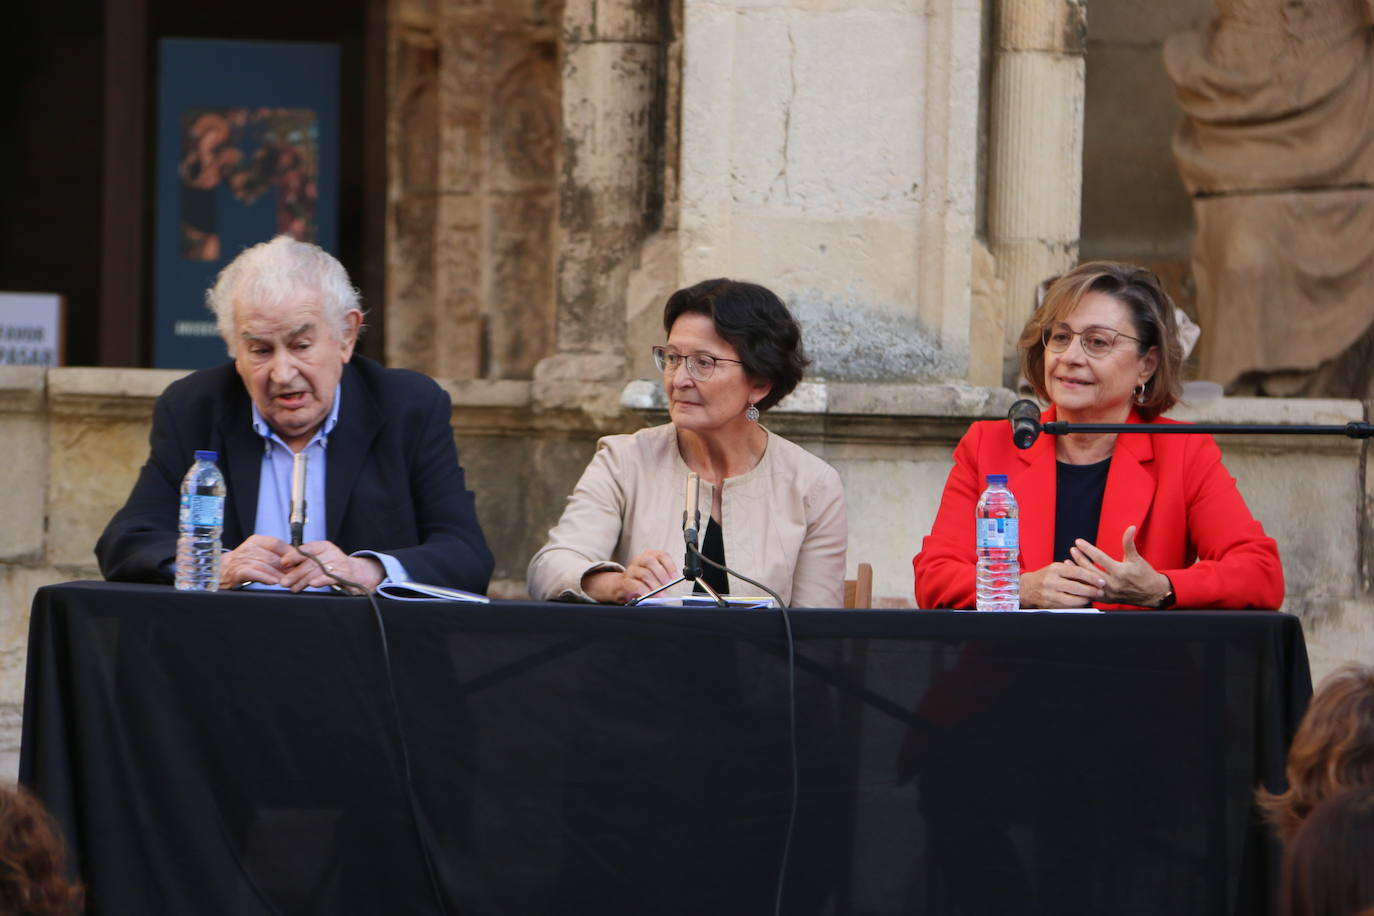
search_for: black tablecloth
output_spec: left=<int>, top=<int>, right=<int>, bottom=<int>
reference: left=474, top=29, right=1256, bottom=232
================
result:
left=20, top=582, right=1311, bottom=916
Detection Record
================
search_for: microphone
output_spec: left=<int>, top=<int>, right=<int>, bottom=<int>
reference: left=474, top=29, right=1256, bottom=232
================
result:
left=682, top=471, right=701, bottom=563
left=1008, top=399, right=1042, bottom=450
left=289, top=452, right=308, bottom=547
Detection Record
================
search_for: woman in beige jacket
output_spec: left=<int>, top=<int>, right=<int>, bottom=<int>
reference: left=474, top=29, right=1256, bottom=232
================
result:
left=527, top=279, right=848, bottom=607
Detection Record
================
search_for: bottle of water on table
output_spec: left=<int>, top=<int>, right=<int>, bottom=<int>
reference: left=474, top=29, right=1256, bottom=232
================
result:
left=175, top=450, right=226, bottom=591
left=975, top=474, right=1019, bottom=611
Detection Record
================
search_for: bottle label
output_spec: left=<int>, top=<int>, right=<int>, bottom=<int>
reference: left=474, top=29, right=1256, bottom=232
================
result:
left=180, top=493, right=224, bottom=527
left=976, top=518, right=1018, bottom=549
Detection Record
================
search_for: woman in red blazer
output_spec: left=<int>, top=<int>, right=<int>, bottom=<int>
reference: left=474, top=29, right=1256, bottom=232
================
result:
left=914, top=262, right=1283, bottom=610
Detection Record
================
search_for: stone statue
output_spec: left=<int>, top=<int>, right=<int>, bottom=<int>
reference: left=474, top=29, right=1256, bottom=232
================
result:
left=1164, top=0, right=1374, bottom=397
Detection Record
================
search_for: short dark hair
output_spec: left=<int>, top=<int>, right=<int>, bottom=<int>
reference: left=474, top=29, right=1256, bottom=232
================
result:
left=662, top=278, right=809, bottom=412
left=1018, top=261, right=1183, bottom=421
left=1280, top=785, right=1374, bottom=916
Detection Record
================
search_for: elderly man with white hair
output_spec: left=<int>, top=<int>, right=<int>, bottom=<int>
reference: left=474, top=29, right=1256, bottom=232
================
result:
left=97, top=236, right=493, bottom=594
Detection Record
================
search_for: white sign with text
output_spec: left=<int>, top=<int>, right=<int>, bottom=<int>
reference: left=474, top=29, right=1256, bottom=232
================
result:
left=0, top=293, right=63, bottom=367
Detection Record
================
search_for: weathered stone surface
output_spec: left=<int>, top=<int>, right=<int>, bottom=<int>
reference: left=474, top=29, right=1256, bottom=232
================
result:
left=623, top=230, right=681, bottom=374
left=387, top=0, right=564, bottom=381
left=563, top=0, right=662, bottom=43
left=435, top=192, right=484, bottom=379
left=679, top=0, right=982, bottom=388
left=998, top=0, right=1086, bottom=54
left=44, top=369, right=176, bottom=569
left=47, top=422, right=154, bottom=570
left=387, top=194, right=439, bottom=371
left=968, top=240, right=1008, bottom=388
left=490, top=40, right=559, bottom=191
left=393, top=32, right=441, bottom=194
left=532, top=352, right=631, bottom=419
left=0, top=368, right=47, bottom=562
left=488, top=192, right=556, bottom=378
left=0, top=704, right=19, bottom=781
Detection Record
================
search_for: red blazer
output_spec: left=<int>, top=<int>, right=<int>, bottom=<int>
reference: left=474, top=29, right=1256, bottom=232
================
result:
left=913, top=406, right=1284, bottom=610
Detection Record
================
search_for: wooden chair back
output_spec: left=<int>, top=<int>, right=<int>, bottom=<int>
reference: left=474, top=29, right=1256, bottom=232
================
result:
left=843, top=562, right=873, bottom=609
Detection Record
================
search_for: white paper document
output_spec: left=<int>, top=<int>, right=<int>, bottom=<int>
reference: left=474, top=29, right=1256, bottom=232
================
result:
left=374, top=581, right=490, bottom=603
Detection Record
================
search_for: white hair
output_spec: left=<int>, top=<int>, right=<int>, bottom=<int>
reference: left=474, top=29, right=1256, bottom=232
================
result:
left=205, top=236, right=363, bottom=353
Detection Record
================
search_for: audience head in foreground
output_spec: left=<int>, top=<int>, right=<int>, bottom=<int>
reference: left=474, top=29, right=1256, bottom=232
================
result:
left=0, top=784, right=83, bottom=916
left=528, top=278, right=847, bottom=607
left=1261, top=664, right=1374, bottom=843
left=96, top=235, right=493, bottom=595
left=1279, top=785, right=1374, bottom=916
left=913, top=260, right=1283, bottom=610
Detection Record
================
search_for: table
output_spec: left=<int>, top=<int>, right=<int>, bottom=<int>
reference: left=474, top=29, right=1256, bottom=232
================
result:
left=20, top=582, right=1311, bottom=915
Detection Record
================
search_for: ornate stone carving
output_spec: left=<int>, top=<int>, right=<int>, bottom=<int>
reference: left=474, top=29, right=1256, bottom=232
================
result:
left=1165, top=0, right=1374, bottom=395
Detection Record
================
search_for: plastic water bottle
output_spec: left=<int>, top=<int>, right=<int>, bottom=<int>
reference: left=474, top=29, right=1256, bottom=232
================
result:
left=975, top=474, right=1020, bottom=611
left=175, top=450, right=226, bottom=591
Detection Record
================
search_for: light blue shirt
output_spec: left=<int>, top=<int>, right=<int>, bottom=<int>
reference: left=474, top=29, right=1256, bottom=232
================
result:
left=247, top=382, right=409, bottom=589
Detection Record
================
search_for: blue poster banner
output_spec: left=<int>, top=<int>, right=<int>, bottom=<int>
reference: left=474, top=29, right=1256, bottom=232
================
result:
left=153, top=38, right=340, bottom=369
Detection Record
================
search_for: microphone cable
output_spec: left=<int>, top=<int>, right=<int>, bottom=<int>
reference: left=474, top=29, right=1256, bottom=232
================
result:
left=693, top=554, right=798, bottom=916
left=296, top=546, right=454, bottom=916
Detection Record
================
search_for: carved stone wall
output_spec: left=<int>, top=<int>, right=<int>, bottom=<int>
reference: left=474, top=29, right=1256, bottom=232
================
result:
left=1079, top=0, right=1211, bottom=322
left=387, top=0, right=563, bottom=380
left=533, top=0, right=673, bottom=416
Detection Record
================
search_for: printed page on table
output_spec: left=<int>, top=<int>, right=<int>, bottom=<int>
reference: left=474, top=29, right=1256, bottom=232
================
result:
left=374, top=581, right=491, bottom=603
left=634, top=595, right=777, bottom=609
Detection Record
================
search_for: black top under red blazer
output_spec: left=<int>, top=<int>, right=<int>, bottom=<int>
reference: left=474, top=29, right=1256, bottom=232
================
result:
left=913, top=405, right=1284, bottom=610
left=95, top=355, right=494, bottom=594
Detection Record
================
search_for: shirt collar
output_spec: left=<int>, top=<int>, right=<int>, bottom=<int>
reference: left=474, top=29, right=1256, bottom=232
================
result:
left=250, top=382, right=342, bottom=450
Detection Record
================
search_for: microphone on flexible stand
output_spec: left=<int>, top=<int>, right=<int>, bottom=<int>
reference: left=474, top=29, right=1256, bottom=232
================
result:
left=682, top=471, right=703, bottom=578
left=630, top=472, right=729, bottom=607
left=680, top=472, right=727, bottom=606
left=1008, top=399, right=1042, bottom=450
left=1007, top=395, right=1374, bottom=447
left=289, top=452, right=308, bottom=547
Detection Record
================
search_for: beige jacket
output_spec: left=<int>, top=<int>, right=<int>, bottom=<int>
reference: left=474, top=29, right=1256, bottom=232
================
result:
left=527, top=424, right=848, bottom=607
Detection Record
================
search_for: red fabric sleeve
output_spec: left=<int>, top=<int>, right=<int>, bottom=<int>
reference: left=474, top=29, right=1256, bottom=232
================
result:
left=913, top=424, right=987, bottom=609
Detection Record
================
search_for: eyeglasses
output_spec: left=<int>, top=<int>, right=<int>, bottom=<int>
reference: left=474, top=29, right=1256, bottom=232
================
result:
left=1042, top=323, right=1141, bottom=359
left=652, top=346, right=744, bottom=381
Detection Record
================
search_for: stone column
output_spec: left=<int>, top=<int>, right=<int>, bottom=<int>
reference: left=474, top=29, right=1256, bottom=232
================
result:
left=985, top=0, right=1086, bottom=383
left=531, top=0, right=664, bottom=417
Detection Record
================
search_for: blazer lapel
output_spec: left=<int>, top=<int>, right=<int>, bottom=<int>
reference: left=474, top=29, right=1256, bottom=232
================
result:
left=1011, top=406, right=1058, bottom=571
left=1095, top=410, right=1156, bottom=560
left=218, top=390, right=263, bottom=547
left=324, top=363, right=383, bottom=543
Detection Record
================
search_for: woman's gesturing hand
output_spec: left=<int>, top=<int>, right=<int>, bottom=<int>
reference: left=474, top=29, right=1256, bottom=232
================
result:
left=582, top=549, right=679, bottom=604
left=1067, top=525, right=1173, bottom=607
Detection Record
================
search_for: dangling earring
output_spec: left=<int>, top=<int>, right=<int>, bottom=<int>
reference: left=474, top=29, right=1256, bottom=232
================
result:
left=1134, top=382, right=1148, bottom=404
left=745, top=402, right=760, bottom=422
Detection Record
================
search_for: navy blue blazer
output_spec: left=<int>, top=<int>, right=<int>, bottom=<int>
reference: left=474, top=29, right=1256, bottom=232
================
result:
left=96, top=355, right=494, bottom=593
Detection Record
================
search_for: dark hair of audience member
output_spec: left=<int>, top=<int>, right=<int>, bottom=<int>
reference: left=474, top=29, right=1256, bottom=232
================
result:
left=0, top=785, right=83, bottom=915
left=662, top=278, right=809, bottom=412
left=1279, top=785, right=1374, bottom=916
left=1258, top=664, right=1374, bottom=842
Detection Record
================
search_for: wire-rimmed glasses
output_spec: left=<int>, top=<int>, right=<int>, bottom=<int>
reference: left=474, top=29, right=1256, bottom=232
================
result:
left=1042, top=323, right=1141, bottom=359
left=652, top=346, right=744, bottom=381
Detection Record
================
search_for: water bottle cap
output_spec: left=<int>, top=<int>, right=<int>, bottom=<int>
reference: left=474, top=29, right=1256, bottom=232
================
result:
left=195, top=450, right=218, bottom=462
left=986, top=474, right=1007, bottom=485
